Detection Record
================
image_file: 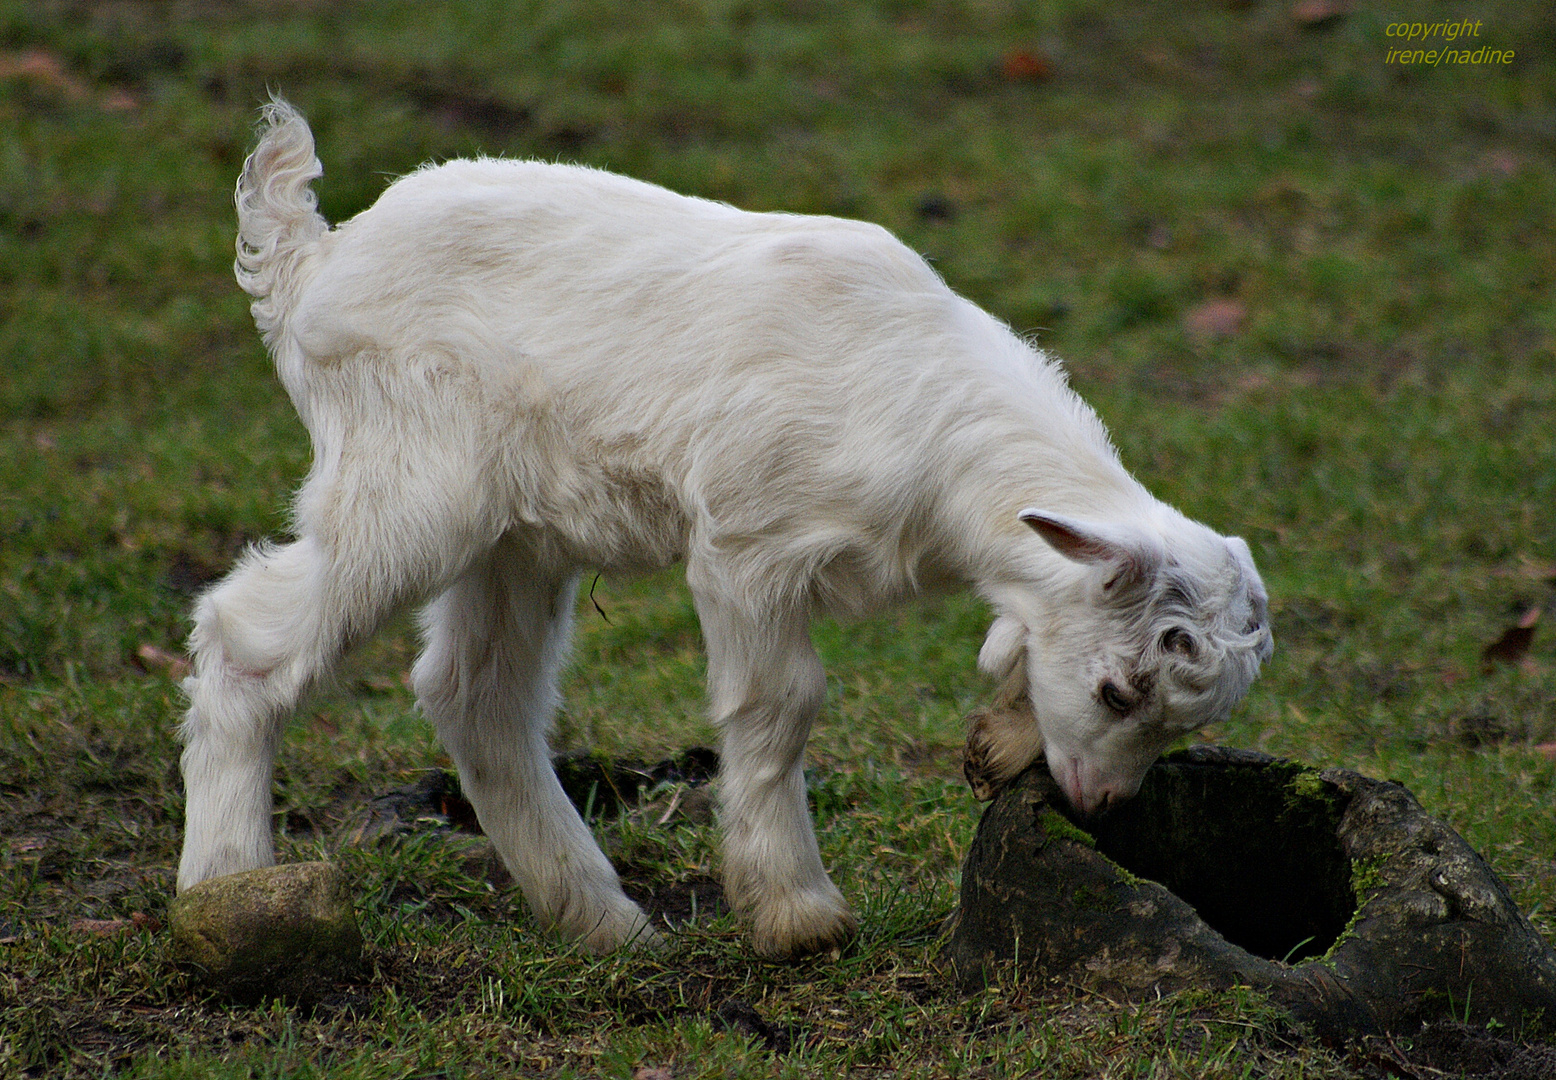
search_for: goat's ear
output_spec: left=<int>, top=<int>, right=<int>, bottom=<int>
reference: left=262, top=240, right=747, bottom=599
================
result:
left=978, top=615, right=1026, bottom=678
left=1019, top=508, right=1161, bottom=591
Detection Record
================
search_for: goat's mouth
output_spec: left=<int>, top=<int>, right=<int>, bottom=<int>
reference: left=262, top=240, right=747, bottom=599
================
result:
left=1043, top=751, right=1140, bottom=820
left=1032, top=704, right=1209, bottom=818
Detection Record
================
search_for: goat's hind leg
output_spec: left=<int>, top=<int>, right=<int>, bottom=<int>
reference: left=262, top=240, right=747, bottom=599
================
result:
left=414, top=542, right=656, bottom=952
left=178, top=537, right=389, bottom=890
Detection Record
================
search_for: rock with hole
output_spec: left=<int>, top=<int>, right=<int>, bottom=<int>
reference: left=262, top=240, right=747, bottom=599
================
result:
left=943, top=746, right=1556, bottom=1038
left=168, top=861, right=362, bottom=1001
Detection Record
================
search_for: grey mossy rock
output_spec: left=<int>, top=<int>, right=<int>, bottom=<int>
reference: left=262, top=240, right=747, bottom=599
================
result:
left=168, top=861, right=362, bottom=1001
left=944, top=746, right=1556, bottom=1039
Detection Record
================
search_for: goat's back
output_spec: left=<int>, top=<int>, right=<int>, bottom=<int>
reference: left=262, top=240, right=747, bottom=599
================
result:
left=261, top=153, right=1135, bottom=607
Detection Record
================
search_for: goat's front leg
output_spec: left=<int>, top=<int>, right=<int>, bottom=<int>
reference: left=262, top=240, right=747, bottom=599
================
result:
left=694, top=592, right=856, bottom=957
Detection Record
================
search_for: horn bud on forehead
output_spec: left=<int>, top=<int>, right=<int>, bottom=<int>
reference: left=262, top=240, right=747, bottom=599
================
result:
left=1225, top=534, right=1274, bottom=663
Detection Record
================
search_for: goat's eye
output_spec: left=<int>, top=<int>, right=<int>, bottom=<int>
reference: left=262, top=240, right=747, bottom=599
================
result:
left=1100, top=681, right=1133, bottom=715
left=1161, top=627, right=1196, bottom=657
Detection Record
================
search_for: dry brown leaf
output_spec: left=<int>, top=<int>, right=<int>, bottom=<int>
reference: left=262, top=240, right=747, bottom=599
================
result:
left=70, top=913, right=160, bottom=936
left=0, top=49, right=91, bottom=99
left=135, top=643, right=192, bottom=680
left=1292, top=1, right=1348, bottom=27
left=71, top=918, right=131, bottom=936
left=0, top=49, right=139, bottom=112
left=101, top=88, right=139, bottom=112
left=1000, top=49, right=1053, bottom=83
left=1184, top=298, right=1246, bottom=341
left=1485, top=150, right=1521, bottom=177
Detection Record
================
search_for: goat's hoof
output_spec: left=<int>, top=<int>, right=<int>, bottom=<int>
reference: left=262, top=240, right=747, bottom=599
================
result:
left=963, top=757, right=1001, bottom=802
left=750, top=885, right=858, bottom=959
left=962, top=709, right=1011, bottom=802
left=571, top=903, right=663, bottom=954
left=962, top=704, right=1042, bottom=802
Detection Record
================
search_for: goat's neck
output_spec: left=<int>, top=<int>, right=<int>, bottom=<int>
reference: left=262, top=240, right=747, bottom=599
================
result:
left=939, top=421, right=1158, bottom=592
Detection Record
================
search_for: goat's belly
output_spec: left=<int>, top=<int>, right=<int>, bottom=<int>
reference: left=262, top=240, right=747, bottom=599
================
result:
left=507, top=459, right=691, bottom=575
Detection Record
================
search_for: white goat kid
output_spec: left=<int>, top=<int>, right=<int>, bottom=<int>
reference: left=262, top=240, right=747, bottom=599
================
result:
left=177, top=98, right=1273, bottom=958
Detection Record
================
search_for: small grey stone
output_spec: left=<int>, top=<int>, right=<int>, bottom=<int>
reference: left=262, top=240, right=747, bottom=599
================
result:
left=168, top=861, right=362, bottom=1001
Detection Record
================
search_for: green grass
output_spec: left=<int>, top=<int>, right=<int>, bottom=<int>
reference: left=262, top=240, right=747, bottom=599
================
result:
left=3, top=0, right=1554, bottom=1076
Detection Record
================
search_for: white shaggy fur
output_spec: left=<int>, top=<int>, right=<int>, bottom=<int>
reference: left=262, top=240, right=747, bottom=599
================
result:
left=177, top=98, right=1273, bottom=957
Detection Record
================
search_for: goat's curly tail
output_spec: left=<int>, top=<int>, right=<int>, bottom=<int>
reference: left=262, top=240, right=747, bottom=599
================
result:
left=234, top=96, right=327, bottom=336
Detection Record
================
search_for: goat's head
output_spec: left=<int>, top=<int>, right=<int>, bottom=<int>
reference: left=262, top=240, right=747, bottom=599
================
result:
left=979, top=508, right=1273, bottom=817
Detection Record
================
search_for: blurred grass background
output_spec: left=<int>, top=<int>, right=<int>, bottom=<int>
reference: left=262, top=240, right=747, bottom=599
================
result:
left=1, top=1, right=1553, bottom=1076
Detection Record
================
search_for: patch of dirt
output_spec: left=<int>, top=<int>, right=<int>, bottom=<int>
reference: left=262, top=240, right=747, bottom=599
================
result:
left=349, top=768, right=482, bottom=844
left=552, top=747, right=720, bottom=820
left=622, top=869, right=728, bottom=928
left=352, top=748, right=721, bottom=839
left=354, top=760, right=731, bottom=938
left=713, top=997, right=792, bottom=1054
left=163, top=532, right=257, bottom=596
left=1353, top=1023, right=1556, bottom=1080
